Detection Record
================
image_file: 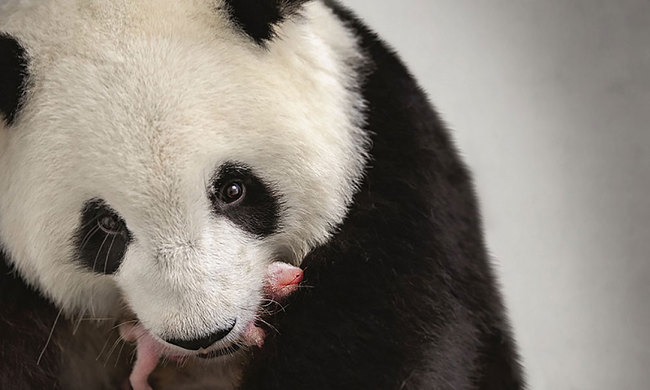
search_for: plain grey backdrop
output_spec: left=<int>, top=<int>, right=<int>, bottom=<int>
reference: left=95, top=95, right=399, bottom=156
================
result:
left=343, top=1, right=650, bottom=389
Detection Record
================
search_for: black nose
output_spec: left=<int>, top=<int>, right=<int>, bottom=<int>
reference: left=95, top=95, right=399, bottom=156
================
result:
left=164, top=321, right=236, bottom=351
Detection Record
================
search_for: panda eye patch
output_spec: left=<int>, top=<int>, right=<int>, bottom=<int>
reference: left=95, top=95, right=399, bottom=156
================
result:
left=74, top=199, right=132, bottom=275
left=209, top=163, right=280, bottom=237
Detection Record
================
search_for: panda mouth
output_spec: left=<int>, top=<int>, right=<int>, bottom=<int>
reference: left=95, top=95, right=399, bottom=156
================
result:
left=120, top=321, right=262, bottom=361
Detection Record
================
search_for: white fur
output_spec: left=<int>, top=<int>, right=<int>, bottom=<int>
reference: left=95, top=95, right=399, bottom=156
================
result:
left=0, top=0, right=367, bottom=345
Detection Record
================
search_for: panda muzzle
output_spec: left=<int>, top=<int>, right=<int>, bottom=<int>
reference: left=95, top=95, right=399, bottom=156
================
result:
left=119, top=262, right=303, bottom=390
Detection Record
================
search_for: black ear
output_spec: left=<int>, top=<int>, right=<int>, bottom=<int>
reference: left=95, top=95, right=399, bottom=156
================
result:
left=223, top=0, right=311, bottom=45
left=0, top=34, right=29, bottom=126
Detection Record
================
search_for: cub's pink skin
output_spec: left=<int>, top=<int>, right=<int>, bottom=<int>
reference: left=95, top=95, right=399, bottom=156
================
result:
left=119, top=323, right=162, bottom=390
left=241, top=322, right=267, bottom=348
left=119, top=262, right=303, bottom=390
left=265, top=262, right=304, bottom=300
left=239, top=263, right=303, bottom=349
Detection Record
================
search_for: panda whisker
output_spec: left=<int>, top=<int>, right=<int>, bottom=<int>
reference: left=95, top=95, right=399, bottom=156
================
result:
left=112, top=319, right=140, bottom=331
left=72, top=309, right=86, bottom=335
left=103, top=234, right=117, bottom=274
left=271, top=301, right=289, bottom=314
left=103, top=335, right=123, bottom=366
left=255, top=317, right=279, bottom=335
left=92, top=233, right=110, bottom=273
left=79, top=225, right=101, bottom=252
left=159, top=354, right=169, bottom=367
left=79, top=317, right=116, bottom=322
left=259, top=298, right=280, bottom=307
left=127, top=344, right=138, bottom=363
left=114, top=338, right=128, bottom=367
left=258, top=300, right=289, bottom=316
left=259, top=301, right=275, bottom=309
left=89, top=294, right=97, bottom=319
left=259, top=297, right=286, bottom=309
left=257, top=305, right=273, bottom=314
left=96, top=337, right=110, bottom=361
left=36, top=307, right=63, bottom=366
left=78, top=214, right=101, bottom=230
left=257, top=305, right=284, bottom=317
left=181, top=356, right=192, bottom=368
left=225, top=342, right=242, bottom=356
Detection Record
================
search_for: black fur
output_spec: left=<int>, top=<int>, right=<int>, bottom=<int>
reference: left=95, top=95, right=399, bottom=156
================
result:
left=74, top=200, right=132, bottom=275
left=0, top=255, right=62, bottom=389
left=0, top=33, right=29, bottom=125
left=210, top=162, right=281, bottom=238
left=0, top=255, right=133, bottom=389
left=240, top=1, right=524, bottom=389
left=222, top=0, right=310, bottom=44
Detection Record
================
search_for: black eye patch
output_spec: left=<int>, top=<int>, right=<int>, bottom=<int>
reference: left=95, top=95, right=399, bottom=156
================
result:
left=209, top=163, right=280, bottom=238
left=0, top=33, right=29, bottom=126
left=74, top=199, right=132, bottom=275
left=222, top=0, right=310, bottom=45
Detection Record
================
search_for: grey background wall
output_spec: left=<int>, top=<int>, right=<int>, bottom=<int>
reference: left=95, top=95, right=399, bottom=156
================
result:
left=342, top=1, right=650, bottom=389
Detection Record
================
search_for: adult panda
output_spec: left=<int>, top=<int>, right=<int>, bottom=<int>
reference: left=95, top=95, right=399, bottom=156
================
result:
left=0, top=0, right=523, bottom=389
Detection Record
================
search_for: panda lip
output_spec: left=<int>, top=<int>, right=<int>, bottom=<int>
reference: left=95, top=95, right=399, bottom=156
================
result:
left=173, top=320, right=265, bottom=359
left=196, top=344, right=242, bottom=359
left=166, top=343, right=242, bottom=361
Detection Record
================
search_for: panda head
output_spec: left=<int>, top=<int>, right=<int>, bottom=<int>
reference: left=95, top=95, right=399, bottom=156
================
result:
left=0, top=0, right=366, bottom=355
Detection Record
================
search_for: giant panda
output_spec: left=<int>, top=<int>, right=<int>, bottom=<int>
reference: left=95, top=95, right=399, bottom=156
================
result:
left=0, top=0, right=524, bottom=389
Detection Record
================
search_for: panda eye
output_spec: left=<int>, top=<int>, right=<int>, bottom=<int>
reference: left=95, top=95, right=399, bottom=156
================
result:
left=219, top=181, right=245, bottom=204
left=97, top=214, right=126, bottom=235
left=209, top=163, right=279, bottom=237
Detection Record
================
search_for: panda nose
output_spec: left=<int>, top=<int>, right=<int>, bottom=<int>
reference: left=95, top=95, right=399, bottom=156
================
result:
left=164, top=321, right=236, bottom=351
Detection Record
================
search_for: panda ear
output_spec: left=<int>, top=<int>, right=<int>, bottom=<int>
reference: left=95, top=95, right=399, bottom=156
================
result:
left=0, top=34, right=29, bottom=126
left=222, top=0, right=311, bottom=45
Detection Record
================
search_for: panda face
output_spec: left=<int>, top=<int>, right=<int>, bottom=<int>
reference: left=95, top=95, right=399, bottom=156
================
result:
left=0, top=0, right=366, bottom=352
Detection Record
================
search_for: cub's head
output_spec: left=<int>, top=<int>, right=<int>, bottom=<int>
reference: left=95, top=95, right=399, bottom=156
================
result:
left=0, top=0, right=366, bottom=356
